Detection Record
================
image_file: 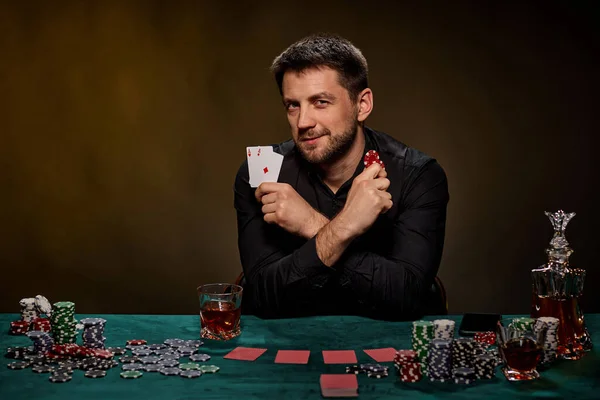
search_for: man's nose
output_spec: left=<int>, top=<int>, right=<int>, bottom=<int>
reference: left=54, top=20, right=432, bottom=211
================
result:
left=297, top=107, right=316, bottom=130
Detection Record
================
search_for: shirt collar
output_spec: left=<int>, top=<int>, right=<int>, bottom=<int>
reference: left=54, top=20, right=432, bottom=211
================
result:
left=302, top=126, right=377, bottom=185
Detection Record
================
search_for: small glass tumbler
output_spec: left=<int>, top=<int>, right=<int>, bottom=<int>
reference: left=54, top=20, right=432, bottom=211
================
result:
left=497, top=317, right=545, bottom=381
left=197, top=283, right=243, bottom=340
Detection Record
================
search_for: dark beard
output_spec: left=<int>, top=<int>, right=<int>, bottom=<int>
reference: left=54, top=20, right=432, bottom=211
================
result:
left=296, top=120, right=359, bottom=165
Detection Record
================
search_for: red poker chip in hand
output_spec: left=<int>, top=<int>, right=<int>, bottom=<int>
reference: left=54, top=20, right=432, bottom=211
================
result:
left=363, top=150, right=385, bottom=169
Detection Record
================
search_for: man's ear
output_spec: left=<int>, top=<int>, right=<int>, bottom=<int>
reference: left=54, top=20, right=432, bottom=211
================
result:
left=356, top=88, right=373, bottom=122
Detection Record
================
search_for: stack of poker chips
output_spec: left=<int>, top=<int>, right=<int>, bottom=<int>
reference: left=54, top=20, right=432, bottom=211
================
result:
left=81, top=318, right=107, bottom=349
left=474, top=331, right=496, bottom=346
left=393, top=350, right=422, bottom=382
left=484, top=346, right=503, bottom=367
left=5, top=346, right=34, bottom=360
left=451, top=338, right=475, bottom=370
left=19, top=298, right=39, bottom=322
left=345, top=363, right=389, bottom=378
left=34, top=295, right=53, bottom=317
left=427, top=339, right=453, bottom=382
left=411, top=321, right=434, bottom=375
left=433, top=319, right=455, bottom=339
left=511, top=317, right=535, bottom=331
left=453, top=366, right=477, bottom=384
left=534, top=316, right=559, bottom=364
left=9, top=321, right=30, bottom=335
left=32, top=318, right=52, bottom=332
left=51, top=302, right=78, bottom=344
left=361, top=364, right=389, bottom=378
left=472, top=341, right=488, bottom=358
left=473, top=354, right=497, bottom=379
left=26, top=330, right=55, bottom=354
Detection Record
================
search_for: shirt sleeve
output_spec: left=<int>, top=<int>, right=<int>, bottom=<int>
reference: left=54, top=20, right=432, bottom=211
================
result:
left=337, top=160, right=449, bottom=320
left=233, top=160, right=333, bottom=318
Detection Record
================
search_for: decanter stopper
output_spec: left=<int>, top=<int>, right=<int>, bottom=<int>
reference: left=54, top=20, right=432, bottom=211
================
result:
left=544, top=210, right=575, bottom=267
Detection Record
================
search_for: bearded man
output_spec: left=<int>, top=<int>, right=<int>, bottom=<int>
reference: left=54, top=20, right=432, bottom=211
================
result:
left=234, top=33, right=449, bottom=321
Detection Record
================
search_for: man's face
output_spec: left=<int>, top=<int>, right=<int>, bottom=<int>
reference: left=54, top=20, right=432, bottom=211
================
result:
left=282, top=67, right=359, bottom=165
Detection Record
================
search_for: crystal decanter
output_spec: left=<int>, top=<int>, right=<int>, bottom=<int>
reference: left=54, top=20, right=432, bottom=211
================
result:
left=531, top=210, right=592, bottom=360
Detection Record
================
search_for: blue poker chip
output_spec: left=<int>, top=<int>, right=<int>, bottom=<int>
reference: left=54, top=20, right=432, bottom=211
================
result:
left=158, top=353, right=180, bottom=360
left=52, top=367, right=74, bottom=375
left=143, top=364, right=162, bottom=372
left=31, top=365, right=54, bottom=374
left=107, top=347, right=126, bottom=356
left=367, top=370, right=389, bottom=379
left=49, top=373, right=72, bottom=383
left=152, top=349, right=173, bottom=356
left=345, top=365, right=361, bottom=374
left=164, top=339, right=186, bottom=347
left=80, top=318, right=106, bottom=326
left=189, top=354, right=211, bottom=362
left=180, top=369, right=202, bottom=379
left=159, top=367, right=181, bottom=376
left=84, top=369, right=107, bottom=378
left=121, top=363, right=144, bottom=371
left=131, top=349, right=152, bottom=357
left=177, top=347, right=196, bottom=356
left=158, top=359, right=179, bottom=368
left=182, top=340, right=204, bottom=348
left=26, top=331, right=45, bottom=339
left=139, top=356, right=161, bottom=365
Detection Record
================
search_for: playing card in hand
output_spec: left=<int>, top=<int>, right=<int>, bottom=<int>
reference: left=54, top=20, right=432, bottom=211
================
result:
left=246, top=146, right=284, bottom=188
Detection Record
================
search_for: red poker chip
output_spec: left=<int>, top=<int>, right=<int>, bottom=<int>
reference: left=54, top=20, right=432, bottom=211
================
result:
left=10, top=320, right=30, bottom=334
left=399, top=362, right=422, bottom=381
left=52, top=345, right=67, bottom=355
left=91, top=349, right=114, bottom=359
left=394, top=349, right=417, bottom=364
left=126, top=339, right=147, bottom=346
left=32, top=318, right=52, bottom=332
left=64, top=344, right=82, bottom=356
left=474, top=331, right=496, bottom=345
left=363, top=150, right=385, bottom=169
left=81, top=348, right=95, bottom=358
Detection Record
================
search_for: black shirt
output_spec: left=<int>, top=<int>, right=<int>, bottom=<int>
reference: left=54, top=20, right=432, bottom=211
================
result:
left=233, top=127, right=449, bottom=321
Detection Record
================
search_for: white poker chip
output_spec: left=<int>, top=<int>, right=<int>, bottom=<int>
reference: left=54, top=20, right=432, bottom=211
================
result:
left=34, top=295, right=52, bottom=316
left=20, top=298, right=36, bottom=309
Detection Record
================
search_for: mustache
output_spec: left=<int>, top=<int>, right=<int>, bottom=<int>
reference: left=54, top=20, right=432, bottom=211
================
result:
left=299, top=129, right=330, bottom=140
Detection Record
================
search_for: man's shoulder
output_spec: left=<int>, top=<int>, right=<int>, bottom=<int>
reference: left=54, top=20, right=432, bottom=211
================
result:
left=368, top=127, right=438, bottom=171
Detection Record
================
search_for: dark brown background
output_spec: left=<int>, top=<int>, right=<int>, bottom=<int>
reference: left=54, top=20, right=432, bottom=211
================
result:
left=1, top=1, right=598, bottom=316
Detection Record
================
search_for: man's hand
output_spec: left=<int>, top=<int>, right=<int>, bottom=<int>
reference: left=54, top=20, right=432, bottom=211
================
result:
left=255, top=182, right=329, bottom=239
left=315, top=164, right=392, bottom=267
left=336, top=163, right=392, bottom=237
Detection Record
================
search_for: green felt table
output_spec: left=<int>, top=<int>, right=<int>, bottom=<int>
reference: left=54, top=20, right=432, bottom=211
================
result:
left=0, top=313, right=599, bottom=399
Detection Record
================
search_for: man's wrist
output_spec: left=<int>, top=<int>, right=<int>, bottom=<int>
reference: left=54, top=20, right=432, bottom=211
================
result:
left=330, top=210, right=359, bottom=242
left=304, top=212, right=330, bottom=239
left=315, top=214, right=355, bottom=267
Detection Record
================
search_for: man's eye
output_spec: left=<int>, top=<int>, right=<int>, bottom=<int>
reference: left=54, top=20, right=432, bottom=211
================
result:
left=316, top=100, right=329, bottom=106
left=286, top=103, right=298, bottom=110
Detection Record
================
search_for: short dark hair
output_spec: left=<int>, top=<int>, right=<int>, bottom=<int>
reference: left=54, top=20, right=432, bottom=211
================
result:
left=270, top=33, right=369, bottom=101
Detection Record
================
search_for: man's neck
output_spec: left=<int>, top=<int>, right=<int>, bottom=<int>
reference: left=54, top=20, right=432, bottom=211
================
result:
left=319, top=127, right=366, bottom=193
